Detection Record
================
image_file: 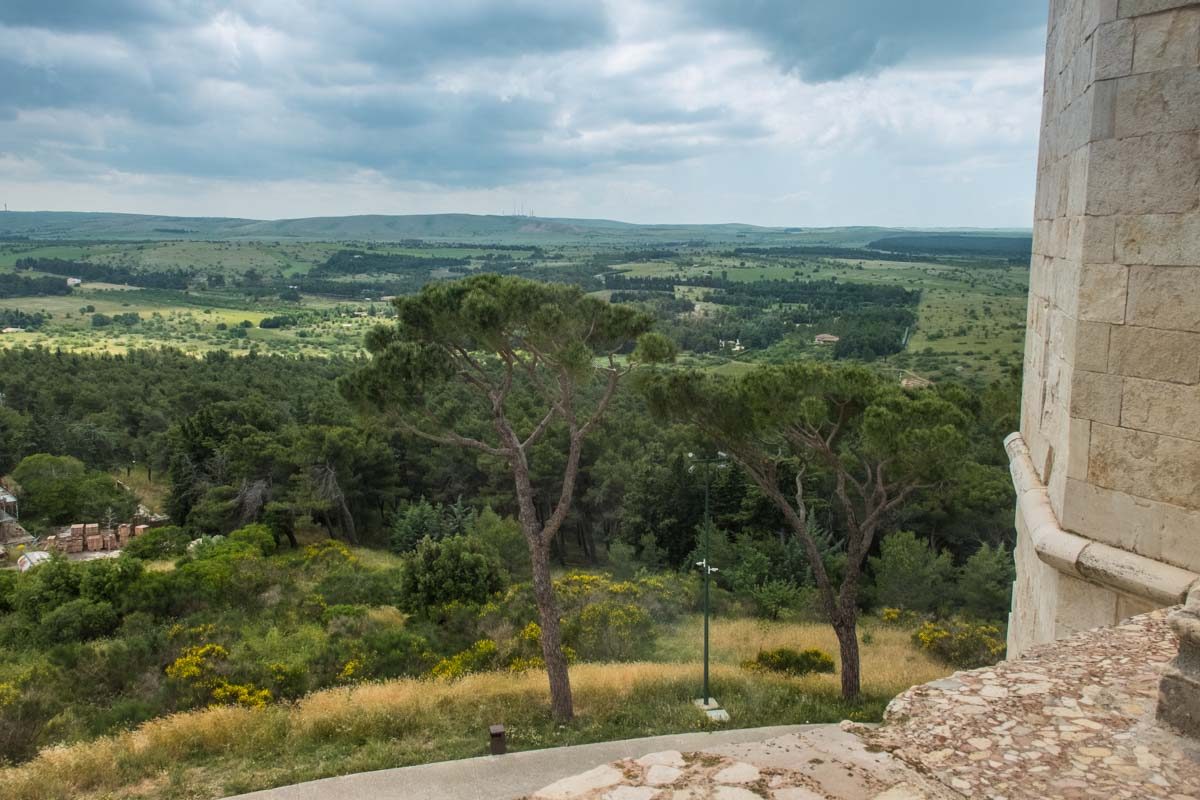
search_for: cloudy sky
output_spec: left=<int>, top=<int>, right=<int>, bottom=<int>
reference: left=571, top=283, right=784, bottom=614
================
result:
left=0, top=1, right=1048, bottom=227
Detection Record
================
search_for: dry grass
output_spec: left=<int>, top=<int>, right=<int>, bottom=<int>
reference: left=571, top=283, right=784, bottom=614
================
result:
left=656, top=616, right=949, bottom=695
left=0, top=650, right=944, bottom=800
left=113, top=465, right=168, bottom=514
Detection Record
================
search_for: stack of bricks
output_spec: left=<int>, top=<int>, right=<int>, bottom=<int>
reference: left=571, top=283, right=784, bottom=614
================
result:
left=50, top=521, right=154, bottom=554
left=65, top=524, right=85, bottom=553
left=83, top=523, right=101, bottom=552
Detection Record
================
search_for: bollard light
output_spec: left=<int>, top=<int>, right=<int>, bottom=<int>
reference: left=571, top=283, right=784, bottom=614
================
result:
left=489, top=724, right=507, bottom=755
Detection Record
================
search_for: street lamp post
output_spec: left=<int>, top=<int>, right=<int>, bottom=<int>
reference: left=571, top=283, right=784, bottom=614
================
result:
left=689, top=451, right=727, bottom=713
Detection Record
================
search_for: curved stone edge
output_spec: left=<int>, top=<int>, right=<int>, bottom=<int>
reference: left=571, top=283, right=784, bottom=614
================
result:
left=1004, top=432, right=1200, bottom=607
left=1007, top=431, right=1200, bottom=737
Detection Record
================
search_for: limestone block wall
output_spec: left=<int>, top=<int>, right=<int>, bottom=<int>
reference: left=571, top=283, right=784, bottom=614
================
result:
left=1010, top=0, right=1200, bottom=657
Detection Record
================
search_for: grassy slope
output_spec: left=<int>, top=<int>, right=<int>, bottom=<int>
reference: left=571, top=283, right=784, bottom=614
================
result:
left=0, top=619, right=946, bottom=800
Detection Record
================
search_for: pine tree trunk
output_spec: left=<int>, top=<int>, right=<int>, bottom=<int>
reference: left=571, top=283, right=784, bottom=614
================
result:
left=509, top=443, right=576, bottom=722
left=530, top=539, right=574, bottom=721
left=834, top=617, right=861, bottom=700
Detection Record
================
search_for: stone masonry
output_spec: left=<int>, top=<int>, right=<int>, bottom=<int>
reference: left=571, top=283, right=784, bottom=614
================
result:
left=1010, top=0, right=1200, bottom=657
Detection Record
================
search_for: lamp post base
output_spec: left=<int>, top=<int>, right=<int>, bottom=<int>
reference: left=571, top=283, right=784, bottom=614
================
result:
left=693, top=698, right=730, bottom=722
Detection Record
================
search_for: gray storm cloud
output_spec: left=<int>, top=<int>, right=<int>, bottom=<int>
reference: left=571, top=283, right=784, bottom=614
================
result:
left=0, top=1, right=1046, bottom=225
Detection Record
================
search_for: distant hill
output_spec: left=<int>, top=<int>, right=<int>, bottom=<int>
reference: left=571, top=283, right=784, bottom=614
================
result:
left=867, top=233, right=1033, bottom=259
left=0, top=210, right=1031, bottom=247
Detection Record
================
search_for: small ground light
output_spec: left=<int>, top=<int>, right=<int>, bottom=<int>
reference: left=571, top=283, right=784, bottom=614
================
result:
left=489, top=724, right=507, bottom=755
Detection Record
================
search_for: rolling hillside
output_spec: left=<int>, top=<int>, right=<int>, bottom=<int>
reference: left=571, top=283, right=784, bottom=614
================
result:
left=0, top=210, right=1031, bottom=246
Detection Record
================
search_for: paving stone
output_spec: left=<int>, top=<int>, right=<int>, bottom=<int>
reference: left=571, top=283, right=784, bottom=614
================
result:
left=644, top=765, right=683, bottom=786
left=603, top=788, right=661, bottom=800
left=533, top=764, right=625, bottom=799
left=868, top=610, right=1200, bottom=800
left=713, top=762, right=759, bottom=784
left=712, top=788, right=762, bottom=800
left=635, top=751, right=686, bottom=768
left=871, top=785, right=937, bottom=800
left=770, top=788, right=826, bottom=800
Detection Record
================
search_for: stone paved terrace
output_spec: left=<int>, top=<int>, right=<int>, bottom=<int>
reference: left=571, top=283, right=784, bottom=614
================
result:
left=527, top=610, right=1200, bottom=800
left=869, top=609, right=1200, bottom=799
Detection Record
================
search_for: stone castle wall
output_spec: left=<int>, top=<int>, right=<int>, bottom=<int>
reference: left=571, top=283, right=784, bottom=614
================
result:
left=1010, top=0, right=1200, bottom=656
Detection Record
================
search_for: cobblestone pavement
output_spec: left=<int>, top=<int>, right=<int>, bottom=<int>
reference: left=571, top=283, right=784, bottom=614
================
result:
left=527, top=725, right=956, bottom=800
left=869, top=609, right=1200, bottom=800
left=528, top=610, right=1200, bottom=800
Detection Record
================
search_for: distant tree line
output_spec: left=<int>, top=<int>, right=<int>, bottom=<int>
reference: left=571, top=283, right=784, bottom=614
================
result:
left=866, top=235, right=1032, bottom=261
left=0, top=272, right=71, bottom=298
left=588, top=250, right=679, bottom=269
left=831, top=307, right=916, bottom=360
left=609, top=291, right=695, bottom=315
left=312, top=250, right=471, bottom=277
left=727, top=245, right=927, bottom=262
left=477, top=259, right=610, bottom=291
left=90, top=312, right=141, bottom=328
left=606, top=274, right=918, bottom=312
left=293, top=276, right=415, bottom=298
left=707, top=278, right=919, bottom=310
left=15, top=257, right=193, bottom=290
left=0, top=309, right=48, bottom=329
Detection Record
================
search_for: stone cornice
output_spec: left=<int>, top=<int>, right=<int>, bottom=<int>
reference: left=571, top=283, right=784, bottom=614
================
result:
left=1005, top=432, right=1200, bottom=607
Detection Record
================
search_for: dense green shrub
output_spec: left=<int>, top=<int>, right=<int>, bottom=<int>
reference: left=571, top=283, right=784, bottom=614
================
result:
left=79, top=558, right=145, bottom=605
left=0, top=570, right=17, bottom=613
left=399, top=536, right=504, bottom=610
left=749, top=579, right=806, bottom=620
left=85, top=698, right=159, bottom=737
left=470, top=508, right=529, bottom=580
left=868, top=531, right=954, bottom=614
left=118, top=569, right=188, bottom=618
left=606, top=539, right=639, bottom=580
left=389, top=499, right=447, bottom=554
left=0, top=407, right=31, bottom=475
left=39, top=599, right=119, bottom=644
left=229, top=524, right=277, bottom=557
left=913, top=618, right=1005, bottom=668
left=317, top=567, right=403, bottom=607
left=11, top=454, right=136, bottom=525
left=0, top=671, right=60, bottom=764
left=176, top=544, right=271, bottom=607
left=745, top=647, right=835, bottom=677
left=956, top=544, right=1014, bottom=621
left=430, top=639, right=498, bottom=680
left=12, top=556, right=80, bottom=621
left=360, top=628, right=432, bottom=679
left=186, top=486, right=239, bottom=535
left=121, top=526, right=190, bottom=560
left=566, top=601, right=655, bottom=661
